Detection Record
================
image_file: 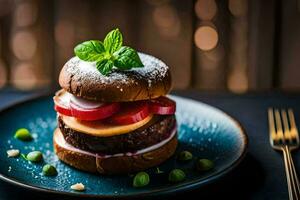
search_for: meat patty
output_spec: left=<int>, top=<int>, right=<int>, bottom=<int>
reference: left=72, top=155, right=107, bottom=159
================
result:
left=58, top=115, right=176, bottom=154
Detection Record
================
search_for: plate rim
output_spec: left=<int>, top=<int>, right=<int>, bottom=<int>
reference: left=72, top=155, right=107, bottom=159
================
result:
left=0, top=93, right=248, bottom=199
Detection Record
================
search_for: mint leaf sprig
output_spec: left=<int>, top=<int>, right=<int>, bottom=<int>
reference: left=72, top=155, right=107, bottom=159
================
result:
left=74, top=28, right=144, bottom=75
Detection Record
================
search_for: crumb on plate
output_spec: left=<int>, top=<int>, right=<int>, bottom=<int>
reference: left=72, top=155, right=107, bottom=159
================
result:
left=70, top=183, right=85, bottom=191
left=7, top=149, right=20, bottom=157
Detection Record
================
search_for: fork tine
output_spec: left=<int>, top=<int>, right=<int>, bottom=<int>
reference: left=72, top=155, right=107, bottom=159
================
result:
left=268, top=108, right=277, bottom=143
left=281, top=109, right=291, bottom=142
left=288, top=109, right=299, bottom=143
left=275, top=109, right=285, bottom=143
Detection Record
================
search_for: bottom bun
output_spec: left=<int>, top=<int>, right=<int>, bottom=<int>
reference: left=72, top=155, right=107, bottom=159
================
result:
left=53, top=128, right=178, bottom=174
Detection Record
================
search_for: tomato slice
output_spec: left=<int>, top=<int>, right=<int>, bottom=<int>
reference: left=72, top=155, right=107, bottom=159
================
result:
left=54, top=91, right=175, bottom=123
left=149, top=96, right=176, bottom=115
left=108, top=101, right=150, bottom=125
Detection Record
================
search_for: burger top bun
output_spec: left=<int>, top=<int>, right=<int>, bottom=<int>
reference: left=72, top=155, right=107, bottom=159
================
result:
left=59, top=53, right=172, bottom=102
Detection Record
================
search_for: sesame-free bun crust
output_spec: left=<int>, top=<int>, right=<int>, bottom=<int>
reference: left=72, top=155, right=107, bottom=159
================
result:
left=53, top=128, right=178, bottom=174
left=59, top=53, right=172, bottom=102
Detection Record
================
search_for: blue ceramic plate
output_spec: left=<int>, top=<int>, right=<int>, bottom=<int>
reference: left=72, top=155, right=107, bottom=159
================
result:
left=0, top=95, right=247, bottom=198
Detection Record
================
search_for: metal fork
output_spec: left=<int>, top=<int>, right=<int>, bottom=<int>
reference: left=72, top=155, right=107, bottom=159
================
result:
left=268, top=108, right=300, bottom=200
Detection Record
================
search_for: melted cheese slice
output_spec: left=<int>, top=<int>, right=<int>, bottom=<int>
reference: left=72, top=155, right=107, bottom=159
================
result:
left=61, top=115, right=153, bottom=137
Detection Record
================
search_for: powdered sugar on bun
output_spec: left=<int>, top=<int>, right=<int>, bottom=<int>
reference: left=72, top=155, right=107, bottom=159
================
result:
left=65, top=53, right=168, bottom=85
left=59, top=53, right=172, bottom=102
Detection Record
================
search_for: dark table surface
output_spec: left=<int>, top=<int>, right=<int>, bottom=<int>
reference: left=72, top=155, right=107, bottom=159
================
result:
left=1, top=88, right=300, bottom=200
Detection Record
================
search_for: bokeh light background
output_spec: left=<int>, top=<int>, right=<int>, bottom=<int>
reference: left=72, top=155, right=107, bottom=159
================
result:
left=0, top=0, right=298, bottom=92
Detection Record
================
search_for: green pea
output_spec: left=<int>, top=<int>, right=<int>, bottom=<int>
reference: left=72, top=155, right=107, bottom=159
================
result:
left=14, top=128, right=32, bottom=141
left=133, top=172, right=150, bottom=188
left=168, top=169, right=186, bottom=183
left=196, top=159, right=214, bottom=171
left=177, top=150, right=193, bottom=162
left=42, top=164, right=57, bottom=176
left=26, top=151, right=43, bottom=162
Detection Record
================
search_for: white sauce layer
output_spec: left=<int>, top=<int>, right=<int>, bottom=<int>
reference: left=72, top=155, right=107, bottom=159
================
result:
left=55, top=124, right=177, bottom=158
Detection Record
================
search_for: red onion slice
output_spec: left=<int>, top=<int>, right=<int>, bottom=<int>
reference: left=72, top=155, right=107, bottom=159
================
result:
left=70, top=95, right=103, bottom=110
left=53, top=90, right=72, bottom=116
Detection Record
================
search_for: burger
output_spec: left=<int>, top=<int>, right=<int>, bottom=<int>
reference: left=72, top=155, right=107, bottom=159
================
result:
left=53, top=29, right=177, bottom=174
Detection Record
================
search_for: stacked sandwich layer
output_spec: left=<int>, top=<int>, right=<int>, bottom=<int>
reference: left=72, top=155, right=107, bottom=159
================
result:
left=53, top=54, right=178, bottom=174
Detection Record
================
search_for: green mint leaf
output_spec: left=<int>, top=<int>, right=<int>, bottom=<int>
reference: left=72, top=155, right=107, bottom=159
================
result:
left=103, top=28, right=123, bottom=54
left=74, top=40, right=105, bottom=61
left=96, top=59, right=114, bottom=75
left=73, top=28, right=144, bottom=76
left=113, top=46, right=144, bottom=69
